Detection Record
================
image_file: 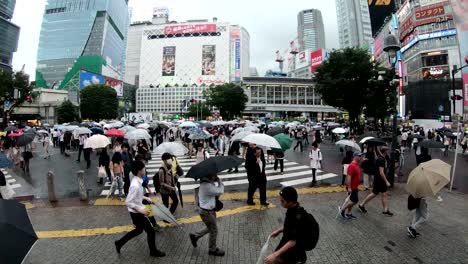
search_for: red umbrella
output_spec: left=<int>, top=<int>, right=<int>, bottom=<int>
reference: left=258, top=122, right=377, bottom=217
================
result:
left=15, top=129, right=23, bottom=133
left=104, top=128, right=124, bottom=138
left=8, top=133, right=22, bottom=138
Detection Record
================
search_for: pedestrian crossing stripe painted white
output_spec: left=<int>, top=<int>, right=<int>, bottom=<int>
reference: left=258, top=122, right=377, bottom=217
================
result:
left=7, top=179, right=16, bottom=184
left=280, top=173, right=338, bottom=187
left=146, top=161, right=296, bottom=174
left=10, top=183, right=21, bottom=189
left=4, top=174, right=11, bottom=179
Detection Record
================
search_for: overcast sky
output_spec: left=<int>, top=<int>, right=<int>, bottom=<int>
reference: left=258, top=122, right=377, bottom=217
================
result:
left=12, top=0, right=339, bottom=79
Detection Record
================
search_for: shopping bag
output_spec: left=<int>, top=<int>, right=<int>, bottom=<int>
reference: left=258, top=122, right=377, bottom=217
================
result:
left=98, top=166, right=107, bottom=179
left=256, top=235, right=272, bottom=264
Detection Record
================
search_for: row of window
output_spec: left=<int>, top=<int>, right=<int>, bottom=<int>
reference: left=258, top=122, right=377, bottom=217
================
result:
left=147, top=32, right=222, bottom=40
left=45, top=7, right=66, bottom=14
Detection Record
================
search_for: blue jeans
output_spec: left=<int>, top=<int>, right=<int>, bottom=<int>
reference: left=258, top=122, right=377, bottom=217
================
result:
left=109, top=174, right=123, bottom=197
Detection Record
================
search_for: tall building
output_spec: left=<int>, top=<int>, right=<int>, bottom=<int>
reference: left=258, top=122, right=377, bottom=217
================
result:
left=368, top=0, right=396, bottom=36
left=0, top=0, right=20, bottom=71
left=335, top=0, right=373, bottom=48
left=297, top=9, right=325, bottom=51
left=36, top=0, right=129, bottom=90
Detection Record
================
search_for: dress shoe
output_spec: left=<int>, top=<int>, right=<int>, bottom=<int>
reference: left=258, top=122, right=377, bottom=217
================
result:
left=114, top=241, right=121, bottom=254
left=247, top=201, right=255, bottom=206
left=150, top=249, right=166, bottom=257
left=189, top=233, right=198, bottom=247
left=208, top=248, right=225, bottom=256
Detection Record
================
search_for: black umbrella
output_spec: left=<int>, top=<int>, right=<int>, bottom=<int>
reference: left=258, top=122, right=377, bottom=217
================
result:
left=357, top=132, right=378, bottom=142
left=419, top=140, right=444, bottom=149
left=0, top=199, right=38, bottom=264
left=409, top=134, right=425, bottom=140
left=5, top=126, right=17, bottom=132
left=16, top=132, right=35, bottom=147
left=444, top=131, right=455, bottom=137
left=266, top=127, right=284, bottom=136
left=435, top=127, right=451, bottom=133
left=363, top=138, right=387, bottom=146
left=186, top=156, right=244, bottom=180
left=176, top=181, right=183, bottom=208
left=90, top=127, right=104, bottom=135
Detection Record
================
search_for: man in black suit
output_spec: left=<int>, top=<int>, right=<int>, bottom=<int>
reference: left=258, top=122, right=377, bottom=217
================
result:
left=246, top=147, right=269, bottom=206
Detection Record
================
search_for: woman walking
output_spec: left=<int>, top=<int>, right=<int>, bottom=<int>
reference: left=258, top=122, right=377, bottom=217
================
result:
left=114, top=160, right=166, bottom=258
left=43, top=133, right=51, bottom=159
left=98, top=150, right=111, bottom=184
left=108, top=152, right=124, bottom=199
left=309, top=142, right=322, bottom=187
left=362, top=145, right=377, bottom=190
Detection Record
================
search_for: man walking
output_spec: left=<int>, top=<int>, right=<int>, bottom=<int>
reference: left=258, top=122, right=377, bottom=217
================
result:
left=121, top=143, right=133, bottom=196
left=215, top=133, right=225, bottom=156
left=76, top=134, right=86, bottom=162
left=158, top=153, right=179, bottom=214
left=114, top=160, right=166, bottom=257
left=339, top=151, right=363, bottom=220
left=189, top=173, right=225, bottom=256
left=358, top=146, right=394, bottom=216
left=265, top=187, right=307, bottom=264
left=246, top=147, right=269, bottom=206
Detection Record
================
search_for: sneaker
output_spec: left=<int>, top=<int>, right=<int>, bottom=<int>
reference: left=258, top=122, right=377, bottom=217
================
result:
left=346, top=213, right=357, bottom=220
left=247, top=201, right=255, bottom=206
left=150, top=250, right=166, bottom=257
left=339, top=208, right=346, bottom=219
left=382, top=210, right=394, bottom=216
left=208, top=248, right=225, bottom=256
left=407, top=226, right=416, bottom=238
left=114, top=241, right=121, bottom=254
left=189, top=233, right=198, bottom=248
left=358, top=205, right=367, bottom=213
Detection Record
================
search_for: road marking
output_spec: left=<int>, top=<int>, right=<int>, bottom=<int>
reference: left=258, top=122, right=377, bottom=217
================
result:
left=36, top=203, right=275, bottom=238
left=7, top=179, right=16, bottom=184
left=146, top=161, right=296, bottom=174
left=10, top=183, right=21, bottom=189
left=280, top=173, right=338, bottom=187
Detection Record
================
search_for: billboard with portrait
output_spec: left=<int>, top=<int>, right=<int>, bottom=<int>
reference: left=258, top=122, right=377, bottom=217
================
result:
left=105, top=76, right=123, bottom=97
left=202, top=45, right=216, bottom=76
left=162, top=46, right=176, bottom=76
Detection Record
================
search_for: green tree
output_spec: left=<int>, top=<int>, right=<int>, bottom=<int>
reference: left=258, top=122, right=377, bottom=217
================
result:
left=80, top=84, right=118, bottom=120
left=57, top=100, right=80, bottom=124
left=314, top=48, right=376, bottom=131
left=205, top=83, right=248, bottom=120
left=187, top=101, right=211, bottom=120
left=0, top=69, right=35, bottom=126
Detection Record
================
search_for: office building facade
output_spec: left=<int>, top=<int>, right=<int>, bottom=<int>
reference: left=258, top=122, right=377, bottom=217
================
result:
left=297, top=9, right=326, bottom=52
left=36, top=0, right=129, bottom=89
left=0, top=0, right=20, bottom=71
left=336, top=0, right=373, bottom=48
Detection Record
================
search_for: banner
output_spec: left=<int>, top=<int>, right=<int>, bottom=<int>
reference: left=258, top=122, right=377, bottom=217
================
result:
left=202, top=45, right=216, bottom=76
left=105, top=77, right=123, bottom=97
left=295, top=50, right=310, bottom=69
left=450, top=0, right=468, bottom=107
left=80, top=70, right=104, bottom=89
left=164, top=24, right=216, bottom=34
left=162, top=46, right=175, bottom=76
left=128, top=112, right=152, bottom=123
left=310, top=49, right=323, bottom=73
left=235, top=39, right=241, bottom=81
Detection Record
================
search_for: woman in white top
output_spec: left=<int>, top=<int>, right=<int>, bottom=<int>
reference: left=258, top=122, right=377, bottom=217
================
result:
left=309, top=142, right=322, bottom=187
left=43, top=134, right=51, bottom=159
left=195, top=142, right=209, bottom=164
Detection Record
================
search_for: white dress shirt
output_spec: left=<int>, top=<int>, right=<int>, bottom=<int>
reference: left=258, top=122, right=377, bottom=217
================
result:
left=198, top=181, right=224, bottom=210
left=125, top=176, right=146, bottom=213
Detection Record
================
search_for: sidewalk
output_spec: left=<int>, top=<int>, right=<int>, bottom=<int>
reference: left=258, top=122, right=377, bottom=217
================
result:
left=24, top=185, right=468, bottom=264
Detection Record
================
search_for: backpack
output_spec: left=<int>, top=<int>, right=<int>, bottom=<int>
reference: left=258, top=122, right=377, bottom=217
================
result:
left=153, top=167, right=167, bottom=193
left=296, top=208, right=319, bottom=251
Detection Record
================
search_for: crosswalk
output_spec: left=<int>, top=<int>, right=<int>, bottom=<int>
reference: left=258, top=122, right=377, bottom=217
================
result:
left=99, top=150, right=338, bottom=197
left=1, top=168, right=22, bottom=192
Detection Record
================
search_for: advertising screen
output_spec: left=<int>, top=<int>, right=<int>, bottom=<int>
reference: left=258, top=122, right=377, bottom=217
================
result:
left=105, top=77, right=123, bottom=97
left=80, top=70, right=104, bottom=89
left=162, top=46, right=176, bottom=76
left=202, top=45, right=216, bottom=76
left=164, top=24, right=216, bottom=34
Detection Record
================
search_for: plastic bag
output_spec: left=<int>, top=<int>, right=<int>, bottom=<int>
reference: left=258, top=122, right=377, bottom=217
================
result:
left=98, top=166, right=107, bottom=178
left=256, top=235, right=271, bottom=264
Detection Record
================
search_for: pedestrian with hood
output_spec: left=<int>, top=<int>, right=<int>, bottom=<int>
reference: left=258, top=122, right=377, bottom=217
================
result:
left=158, top=153, right=179, bottom=214
left=189, top=173, right=225, bottom=256
left=114, top=160, right=166, bottom=258
left=265, top=187, right=319, bottom=264
left=358, top=146, right=394, bottom=216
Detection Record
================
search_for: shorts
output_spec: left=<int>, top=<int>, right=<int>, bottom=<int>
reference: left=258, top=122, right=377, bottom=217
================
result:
left=349, top=189, right=359, bottom=203
left=372, top=181, right=387, bottom=194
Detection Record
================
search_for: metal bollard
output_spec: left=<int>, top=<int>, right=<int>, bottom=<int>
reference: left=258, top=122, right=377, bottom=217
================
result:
left=77, top=170, right=88, bottom=201
left=47, top=171, right=57, bottom=202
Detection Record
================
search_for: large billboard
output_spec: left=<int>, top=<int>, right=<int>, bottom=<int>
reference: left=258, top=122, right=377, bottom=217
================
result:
left=368, top=0, right=396, bottom=36
left=202, top=45, right=216, bottom=76
left=79, top=70, right=123, bottom=96
left=295, top=50, right=310, bottom=69
left=162, top=46, right=175, bottom=76
left=129, top=112, right=152, bottom=123
left=310, top=49, right=323, bottom=74
left=449, top=0, right=468, bottom=108
left=164, top=24, right=216, bottom=34
left=235, top=39, right=241, bottom=81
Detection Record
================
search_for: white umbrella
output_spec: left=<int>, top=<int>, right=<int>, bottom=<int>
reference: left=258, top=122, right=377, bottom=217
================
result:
left=336, top=140, right=361, bottom=151
left=212, top=120, right=226, bottom=126
left=111, top=121, right=124, bottom=128
left=359, top=137, right=375, bottom=144
left=278, top=121, right=285, bottom=126
left=332, top=127, right=347, bottom=134
left=231, top=127, right=245, bottom=135
left=154, top=142, right=188, bottom=156
left=36, top=130, right=48, bottom=134
left=120, top=125, right=136, bottom=134
left=242, top=134, right=281, bottom=149
left=125, top=129, right=151, bottom=140
left=285, top=123, right=296, bottom=128
left=84, top=134, right=111, bottom=149
left=227, top=120, right=238, bottom=125
left=151, top=203, right=179, bottom=225
left=179, top=121, right=197, bottom=128
left=63, top=125, right=79, bottom=132
left=136, top=123, right=150, bottom=130
left=231, top=131, right=254, bottom=142
left=103, top=124, right=112, bottom=129
left=75, top=127, right=92, bottom=135
left=245, top=126, right=260, bottom=133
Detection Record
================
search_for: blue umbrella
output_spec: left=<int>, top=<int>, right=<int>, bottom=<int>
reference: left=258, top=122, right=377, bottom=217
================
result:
left=90, top=127, right=104, bottom=135
left=0, top=153, right=12, bottom=168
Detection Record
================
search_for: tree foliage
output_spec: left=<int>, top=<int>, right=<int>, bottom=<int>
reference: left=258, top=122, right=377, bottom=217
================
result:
left=80, top=85, right=118, bottom=120
left=205, top=83, right=248, bottom=120
left=314, top=48, right=381, bottom=131
left=0, top=70, right=35, bottom=111
left=187, top=102, right=211, bottom=120
left=57, top=100, right=80, bottom=124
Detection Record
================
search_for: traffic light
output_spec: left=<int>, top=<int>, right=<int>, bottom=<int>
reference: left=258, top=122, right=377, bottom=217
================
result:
left=26, top=95, right=32, bottom=103
left=451, top=95, right=463, bottom=100
left=175, top=114, right=179, bottom=119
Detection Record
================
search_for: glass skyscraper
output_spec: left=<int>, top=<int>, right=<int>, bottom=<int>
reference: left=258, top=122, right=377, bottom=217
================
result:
left=297, top=9, right=326, bottom=52
left=0, top=0, right=20, bottom=71
left=36, top=0, right=129, bottom=89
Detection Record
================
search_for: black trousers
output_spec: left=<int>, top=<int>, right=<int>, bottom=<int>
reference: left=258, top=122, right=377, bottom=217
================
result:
left=161, top=191, right=179, bottom=214
left=117, top=212, right=157, bottom=254
left=312, top=168, right=317, bottom=183
left=123, top=167, right=131, bottom=195
left=59, top=141, right=65, bottom=154
left=274, top=159, right=284, bottom=172
left=77, top=145, right=84, bottom=161
left=247, top=176, right=267, bottom=204
left=293, top=141, right=303, bottom=152
left=83, top=148, right=91, bottom=168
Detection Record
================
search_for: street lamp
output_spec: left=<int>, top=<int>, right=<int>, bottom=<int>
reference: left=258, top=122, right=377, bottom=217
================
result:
left=383, top=33, right=401, bottom=188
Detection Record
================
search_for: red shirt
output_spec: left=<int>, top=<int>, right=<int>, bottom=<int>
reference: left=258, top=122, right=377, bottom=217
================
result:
left=347, top=161, right=361, bottom=190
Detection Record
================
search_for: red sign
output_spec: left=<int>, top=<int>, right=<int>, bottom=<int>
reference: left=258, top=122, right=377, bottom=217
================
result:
left=197, top=77, right=225, bottom=85
left=310, top=49, right=323, bottom=73
left=164, top=24, right=217, bottom=34
left=415, top=2, right=446, bottom=20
